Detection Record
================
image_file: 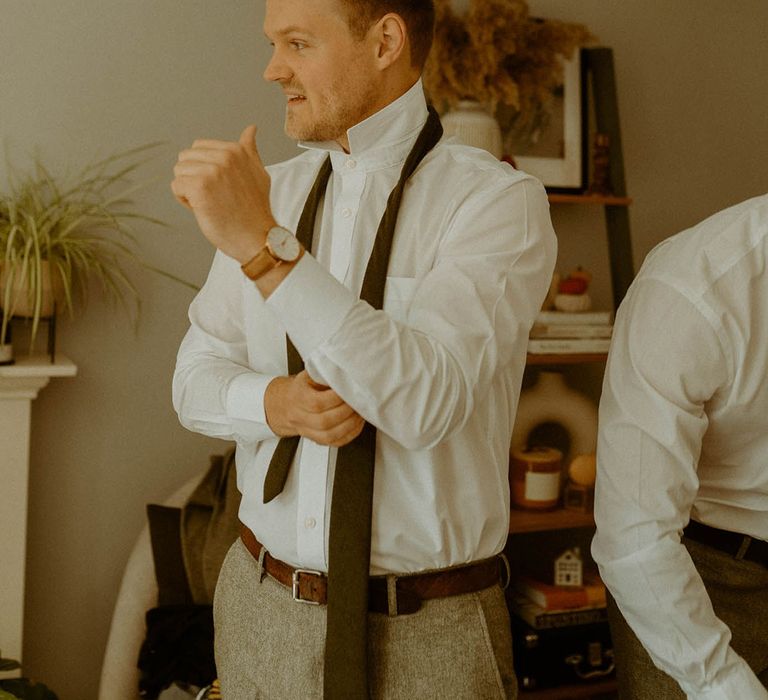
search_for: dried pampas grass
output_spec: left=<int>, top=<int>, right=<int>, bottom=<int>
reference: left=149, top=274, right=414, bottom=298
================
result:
left=424, top=0, right=593, bottom=127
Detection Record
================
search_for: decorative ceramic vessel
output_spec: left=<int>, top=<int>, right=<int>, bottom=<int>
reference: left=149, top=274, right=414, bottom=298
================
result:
left=511, top=371, right=598, bottom=459
left=554, top=292, right=592, bottom=313
left=441, top=100, right=503, bottom=158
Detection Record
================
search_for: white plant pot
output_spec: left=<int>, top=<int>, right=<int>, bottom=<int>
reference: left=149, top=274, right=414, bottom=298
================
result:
left=441, top=100, right=503, bottom=158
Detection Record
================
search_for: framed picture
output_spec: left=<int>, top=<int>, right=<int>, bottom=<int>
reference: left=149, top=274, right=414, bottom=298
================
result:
left=498, top=50, right=588, bottom=193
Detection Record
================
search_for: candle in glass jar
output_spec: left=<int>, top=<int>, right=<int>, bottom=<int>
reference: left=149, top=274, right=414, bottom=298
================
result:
left=510, top=446, right=563, bottom=510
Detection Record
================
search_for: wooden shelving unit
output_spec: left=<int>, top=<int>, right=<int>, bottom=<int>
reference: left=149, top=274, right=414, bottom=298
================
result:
left=509, top=47, right=633, bottom=700
left=520, top=678, right=618, bottom=699
left=526, top=352, right=608, bottom=366
left=548, top=193, right=632, bottom=207
left=509, top=507, right=595, bottom=534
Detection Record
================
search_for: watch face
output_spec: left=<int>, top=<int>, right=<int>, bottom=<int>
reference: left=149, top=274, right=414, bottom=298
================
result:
left=267, top=226, right=301, bottom=262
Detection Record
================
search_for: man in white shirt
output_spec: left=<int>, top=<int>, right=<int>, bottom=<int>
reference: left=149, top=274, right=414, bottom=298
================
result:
left=171, top=0, right=556, bottom=697
left=593, top=194, right=768, bottom=700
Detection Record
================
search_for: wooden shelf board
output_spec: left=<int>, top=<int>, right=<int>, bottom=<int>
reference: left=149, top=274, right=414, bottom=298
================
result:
left=509, top=507, right=595, bottom=534
left=520, top=678, right=617, bottom=699
left=548, top=192, right=632, bottom=206
left=527, top=352, right=608, bottom=365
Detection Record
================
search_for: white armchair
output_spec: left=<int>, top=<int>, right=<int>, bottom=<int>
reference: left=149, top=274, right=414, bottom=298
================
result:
left=98, top=473, right=204, bottom=700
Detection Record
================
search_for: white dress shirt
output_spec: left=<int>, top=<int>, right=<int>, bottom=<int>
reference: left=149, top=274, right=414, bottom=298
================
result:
left=592, top=194, right=768, bottom=699
left=173, top=81, right=557, bottom=575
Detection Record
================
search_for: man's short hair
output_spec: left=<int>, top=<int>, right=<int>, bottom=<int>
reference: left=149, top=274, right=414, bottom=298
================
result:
left=338, top=0, right=435, bottom=69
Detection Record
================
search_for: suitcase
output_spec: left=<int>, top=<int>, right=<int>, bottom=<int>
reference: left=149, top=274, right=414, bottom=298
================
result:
left=510, top=614, right=615, bottom=690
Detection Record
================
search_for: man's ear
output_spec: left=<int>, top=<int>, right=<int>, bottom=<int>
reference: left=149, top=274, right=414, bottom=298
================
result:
left=371, top=13, right=408, bottom=69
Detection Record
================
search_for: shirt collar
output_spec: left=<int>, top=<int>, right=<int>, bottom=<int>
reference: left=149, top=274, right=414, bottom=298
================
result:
left=298, top=79, right=429, bottom=171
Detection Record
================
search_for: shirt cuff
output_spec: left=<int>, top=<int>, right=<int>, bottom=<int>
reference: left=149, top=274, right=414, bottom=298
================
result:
left=226, top=371, right=278, bottom=431
left=266, top=252, right=357, bottom=360
left=684, top=655, right=768, bottom=700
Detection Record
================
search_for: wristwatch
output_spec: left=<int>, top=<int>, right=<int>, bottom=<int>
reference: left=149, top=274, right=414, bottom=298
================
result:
left=240, top=225, right=302, bottom=281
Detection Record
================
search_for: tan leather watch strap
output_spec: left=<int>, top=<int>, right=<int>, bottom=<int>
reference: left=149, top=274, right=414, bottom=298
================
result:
left=241, top=246, right=280, bottom=281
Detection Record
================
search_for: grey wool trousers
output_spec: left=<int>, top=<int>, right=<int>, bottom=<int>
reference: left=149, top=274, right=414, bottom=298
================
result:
left=608, top=536, right=768, bottom=699
left=213, top=539, right=518, bottom=699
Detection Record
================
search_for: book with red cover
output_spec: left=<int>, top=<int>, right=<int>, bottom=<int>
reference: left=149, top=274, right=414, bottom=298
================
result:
left=508, top=593, right=608, bottom=629
left=514, top=571, right=606, bottom=611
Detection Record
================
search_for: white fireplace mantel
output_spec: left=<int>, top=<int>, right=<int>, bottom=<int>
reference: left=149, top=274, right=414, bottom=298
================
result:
left=0, top=355, right=77, bottom=673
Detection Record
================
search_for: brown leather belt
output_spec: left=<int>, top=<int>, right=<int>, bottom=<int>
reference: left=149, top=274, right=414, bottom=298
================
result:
left=239, top=523, right=503, bottom=615
left=683, top=519, right=768, bottom=568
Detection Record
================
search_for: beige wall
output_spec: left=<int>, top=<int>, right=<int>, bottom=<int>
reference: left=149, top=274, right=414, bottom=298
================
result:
left=531, top=0, right=768, bottom=291
left=2, top=3, right=295, bottom=699
left=2, top=1, right=766, bottom=698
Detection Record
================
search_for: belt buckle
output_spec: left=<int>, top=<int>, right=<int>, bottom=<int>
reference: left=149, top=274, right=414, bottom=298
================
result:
left=292, top=568, right=323, bottom=605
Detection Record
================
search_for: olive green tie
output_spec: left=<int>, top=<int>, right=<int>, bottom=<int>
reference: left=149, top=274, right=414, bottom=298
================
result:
left=263, top=107, right=443, bottom=698
left=261, top=156, right=333, bottom=502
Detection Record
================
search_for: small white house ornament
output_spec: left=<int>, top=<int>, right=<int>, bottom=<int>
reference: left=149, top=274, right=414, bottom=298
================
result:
left=554, top=547, right=583, bottom=587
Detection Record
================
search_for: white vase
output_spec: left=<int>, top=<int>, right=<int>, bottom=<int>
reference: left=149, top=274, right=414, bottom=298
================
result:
left=441, top=100, right=503, bottom=158
left=511, top=371, right=598, bottom=460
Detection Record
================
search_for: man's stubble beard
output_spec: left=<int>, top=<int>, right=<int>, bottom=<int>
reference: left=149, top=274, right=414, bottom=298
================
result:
left=284, top=75, right=380, bottom=144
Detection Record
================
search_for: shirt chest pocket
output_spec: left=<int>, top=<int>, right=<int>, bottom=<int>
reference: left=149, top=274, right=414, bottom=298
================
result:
left=383, top=276, right=418, bottom=324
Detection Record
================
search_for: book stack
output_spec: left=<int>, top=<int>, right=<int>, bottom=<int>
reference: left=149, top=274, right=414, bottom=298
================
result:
left=509, top=571, right=608, bottom=630
left=527, top=310, right=614, bottom=355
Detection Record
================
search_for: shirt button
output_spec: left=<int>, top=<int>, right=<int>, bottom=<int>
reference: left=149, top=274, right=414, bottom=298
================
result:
left=341, top=207, right=352, bottom=218
left=345, top=158, right=357, bottom=170
left=305, top=517, right=317, bottom=530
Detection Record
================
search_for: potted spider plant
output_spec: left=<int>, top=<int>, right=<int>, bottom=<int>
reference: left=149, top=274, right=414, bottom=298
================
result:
left=0, top=144, right=194, bottom=362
